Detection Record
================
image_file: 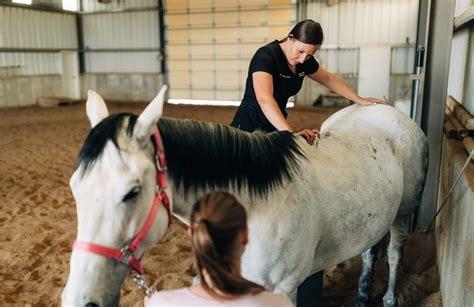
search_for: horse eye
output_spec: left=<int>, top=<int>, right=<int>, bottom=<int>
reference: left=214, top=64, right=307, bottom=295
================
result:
left=123, top=186, right=141, bottom=202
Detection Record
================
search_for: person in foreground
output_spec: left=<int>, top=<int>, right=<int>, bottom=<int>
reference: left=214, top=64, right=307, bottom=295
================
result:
left=230, top=19, right=385, bottom=145
left=146, top=192, right=293, bottom=307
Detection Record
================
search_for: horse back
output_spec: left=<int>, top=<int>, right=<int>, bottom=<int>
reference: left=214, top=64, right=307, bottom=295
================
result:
left=321, top=104, right=429, bottom=215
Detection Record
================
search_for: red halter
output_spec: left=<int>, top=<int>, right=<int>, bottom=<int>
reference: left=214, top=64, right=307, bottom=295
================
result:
left=72, top=128, right=172, bottom=275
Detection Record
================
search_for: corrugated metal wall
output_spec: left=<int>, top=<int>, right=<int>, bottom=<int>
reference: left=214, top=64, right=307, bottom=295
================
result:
left=166, top=0, right=294, bottom=100
left=0, top=5, right=77, bottom=76
left=299, top=0, right=418, bottom=104
left=448, top=28, right=469, bottom=104
left=81, top=0, right=156, bottom=12
left=82, top=10, right=160, bottom=73
left=306, top=0, right=418, bottom=46
left=447, top=0, right=473, bottom=114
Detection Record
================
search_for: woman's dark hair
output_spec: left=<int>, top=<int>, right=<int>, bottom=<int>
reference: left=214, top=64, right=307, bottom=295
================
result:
left=289, top=19, right=324, bottom=45
left=190, top=192, right=265, bottom=298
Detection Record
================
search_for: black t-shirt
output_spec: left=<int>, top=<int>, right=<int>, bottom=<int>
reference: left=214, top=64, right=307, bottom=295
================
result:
left=231, top=40, right=319, bottom=132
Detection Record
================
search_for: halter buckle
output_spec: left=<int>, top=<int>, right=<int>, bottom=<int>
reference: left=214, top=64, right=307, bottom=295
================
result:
left=119, top=247, right=134, bottom=265
left=155, top=155, right=167, bottom=172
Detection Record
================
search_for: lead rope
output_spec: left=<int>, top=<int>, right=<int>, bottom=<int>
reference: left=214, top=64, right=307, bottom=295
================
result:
left=423, top=150, right=474, bottom=232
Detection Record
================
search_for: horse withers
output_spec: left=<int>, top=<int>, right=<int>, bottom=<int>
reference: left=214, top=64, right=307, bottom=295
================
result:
left=61, top=86, right=428, bottom=306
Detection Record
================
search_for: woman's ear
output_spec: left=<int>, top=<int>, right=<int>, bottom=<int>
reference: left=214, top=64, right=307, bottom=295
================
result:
left=241, top=225, right=249, bottom=245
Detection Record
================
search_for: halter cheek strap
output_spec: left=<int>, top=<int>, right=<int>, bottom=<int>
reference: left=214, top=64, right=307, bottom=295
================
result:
left=72, top=128, right=171, bottom=275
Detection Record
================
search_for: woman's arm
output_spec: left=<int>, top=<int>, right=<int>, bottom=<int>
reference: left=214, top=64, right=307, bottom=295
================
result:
left=308, top=66, right=385, bottom=105
left=253, top=71, right=318, bottom=145
left=253, top=72, right=294, bottom=131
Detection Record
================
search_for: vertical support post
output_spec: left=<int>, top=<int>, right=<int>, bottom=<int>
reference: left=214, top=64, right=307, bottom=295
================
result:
left=416, top=0, right=456, bottom=226
left=410, top=0, right=430, bottom=124
left=158, top=0, right=167, bottom=84
left=76, top=0, right=85, bottom=74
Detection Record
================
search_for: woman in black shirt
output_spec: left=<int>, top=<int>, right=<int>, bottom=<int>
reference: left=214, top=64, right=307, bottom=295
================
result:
left=230, top=19, right=384, bottom=145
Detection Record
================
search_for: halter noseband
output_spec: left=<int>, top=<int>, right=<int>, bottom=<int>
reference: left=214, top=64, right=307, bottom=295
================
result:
left=72, top=128, right=171, bottom=293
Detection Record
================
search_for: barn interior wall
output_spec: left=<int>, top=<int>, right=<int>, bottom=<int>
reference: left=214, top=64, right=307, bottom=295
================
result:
left=0, top=75, right=63, bottom=108
left=299, top=0, right=418, bottom=106
left=78, top=1, right=164, bottom=101
left=80, top=73, right=164, bottom=101
left=436, top=136, right=474, bottom=307
left=435, top=2, right=474, bottom=305
left=0, top=5, right=77, bottom=107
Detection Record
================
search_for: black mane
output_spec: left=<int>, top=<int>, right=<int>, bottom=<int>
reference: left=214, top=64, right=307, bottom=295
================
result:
left=157, top=117, right=305, bottom=198
left=77, top=113, right=305, bottom=198
left=77, top=113, right=136, bottom=174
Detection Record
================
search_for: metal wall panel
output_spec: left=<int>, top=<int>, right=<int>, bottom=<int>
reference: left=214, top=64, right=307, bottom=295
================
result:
left=0, top=52, right=61, bottom=76
left=0, top=6, right=76, bottom=49
left=454, top=0, right=472, bottom=17
left=391, top=47, right=415, bottom=74
left=447, top=28, right=469, bottom=104
left=0, top=6, right=76, bottom=76
left=306, top=0, right=418, bottom=46
left=316, top=48, right=359, bottom=74
left=85, top=52, right=160, bottom=73
left=82, top=11, right=159, bottom=48
left=465, top=27, right=474, bottom=114
left=299, top=0, right=418, bottom=104
left=81, top=10, right=161, bottom=73
left=81, top=0, right=157, bottom=12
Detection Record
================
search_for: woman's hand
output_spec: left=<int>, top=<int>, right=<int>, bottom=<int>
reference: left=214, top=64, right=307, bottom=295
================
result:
left=296, top=129, right=320, bottom=145
left=356, top=97, right=387, bottom=105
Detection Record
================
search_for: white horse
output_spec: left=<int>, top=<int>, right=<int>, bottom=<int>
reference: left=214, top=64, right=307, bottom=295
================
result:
left=61, top=86, right=428, bottom=306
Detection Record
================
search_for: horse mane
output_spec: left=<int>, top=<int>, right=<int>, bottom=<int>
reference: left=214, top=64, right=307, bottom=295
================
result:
left=77, top=113, right=305, bottom=198
left=157, top=117, right=305, bottom=198
left=77, top=113, right=137, bottom=175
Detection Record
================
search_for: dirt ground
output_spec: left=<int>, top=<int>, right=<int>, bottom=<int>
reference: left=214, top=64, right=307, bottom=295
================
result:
left=0, top=101, right=441, bottom=306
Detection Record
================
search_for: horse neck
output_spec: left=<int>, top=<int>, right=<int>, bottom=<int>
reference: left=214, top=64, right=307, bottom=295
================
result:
left=156, top=117, right=303, bottom=222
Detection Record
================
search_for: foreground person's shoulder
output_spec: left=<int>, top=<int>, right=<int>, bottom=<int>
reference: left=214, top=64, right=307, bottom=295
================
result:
left=257, top=291, right=294, bottom=307
left=146, top=288, right=190, bottom=305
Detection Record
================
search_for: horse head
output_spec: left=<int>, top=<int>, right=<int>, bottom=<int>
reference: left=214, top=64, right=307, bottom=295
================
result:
left=61, top=86, right=171, bottom=307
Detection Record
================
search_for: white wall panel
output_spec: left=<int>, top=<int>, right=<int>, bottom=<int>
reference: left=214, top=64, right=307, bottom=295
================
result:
left=83, top=11, right=159, bottom=48
left=0, top=6, right=76, bottom=76
left=454, top=0, right=472, bottom=17
left=448, top=28, right=469, bottom=104
left=316, top=48, right=358, bottom=74
left=0, top=7, right=76, bottom=49
left=391, top=47, right=415, bottom=74
left=465, top=28, right=474, bottom=114
left=81, top=0, right=157, bottom=12
left=0, top=52, right=61, bottom=75
left=306, top=0, right=418, bottom=46
left=81, top=10, right=161, bottom=72
left=358, top=46, right=391, bottom=99
left=299, top=0, right=418, bottom=105
left=85, top=52, right=160, bottom=73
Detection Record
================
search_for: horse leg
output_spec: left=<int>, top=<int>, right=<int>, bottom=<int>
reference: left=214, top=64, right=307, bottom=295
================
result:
left=382, top=214, right=411, bottom=307
left=356, top=246, right=378, bottom=306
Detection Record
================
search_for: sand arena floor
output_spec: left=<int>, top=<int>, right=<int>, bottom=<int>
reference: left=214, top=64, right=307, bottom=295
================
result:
left=0, top=102, right=441, bottom=306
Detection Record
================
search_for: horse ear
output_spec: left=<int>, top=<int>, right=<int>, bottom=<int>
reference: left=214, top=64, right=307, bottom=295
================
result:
left=86, top=90, right=109, bottom=128
left=134, top=85, right=168, bottom=144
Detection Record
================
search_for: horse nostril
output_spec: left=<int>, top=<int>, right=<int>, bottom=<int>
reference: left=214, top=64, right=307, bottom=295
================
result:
left=85, top=303, right=99, bottom=307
